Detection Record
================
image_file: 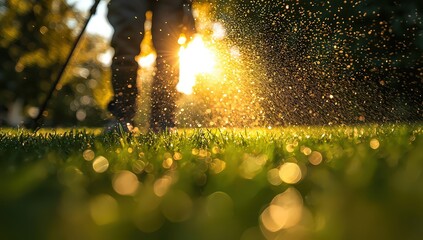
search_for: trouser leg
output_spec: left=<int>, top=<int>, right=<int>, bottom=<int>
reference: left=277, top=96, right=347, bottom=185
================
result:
left=108, top=61, right=138, bottom=122
left=107, top=0, right=150, bottom=122
left=150, top=0, right=185, bottom=131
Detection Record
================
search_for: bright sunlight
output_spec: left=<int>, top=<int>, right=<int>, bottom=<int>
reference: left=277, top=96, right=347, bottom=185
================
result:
left=177, top=35, right=216, bottom=95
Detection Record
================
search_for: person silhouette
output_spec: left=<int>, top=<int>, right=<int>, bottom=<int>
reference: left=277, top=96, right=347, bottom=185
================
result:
left=106, top=0, right=195, bottom=132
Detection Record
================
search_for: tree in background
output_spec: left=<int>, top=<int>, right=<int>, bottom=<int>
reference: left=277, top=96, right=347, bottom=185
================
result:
left=0, top=0, right=111, bottom=127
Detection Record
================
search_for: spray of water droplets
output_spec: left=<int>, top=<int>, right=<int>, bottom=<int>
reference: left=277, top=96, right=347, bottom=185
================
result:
left=135, top=0, right=422, bottom=128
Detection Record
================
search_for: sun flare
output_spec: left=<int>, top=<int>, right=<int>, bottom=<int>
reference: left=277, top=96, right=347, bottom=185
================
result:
left=138, top=53, right=156, bottom=69
left=177, top=35, right=216, bottom=95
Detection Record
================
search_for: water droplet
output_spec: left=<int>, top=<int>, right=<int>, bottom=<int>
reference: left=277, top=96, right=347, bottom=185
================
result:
left=279, top=162, right=302, bottom=184
left=92, top=156, right=109, bottom=173
left=113, top=171, right=139, bottom=196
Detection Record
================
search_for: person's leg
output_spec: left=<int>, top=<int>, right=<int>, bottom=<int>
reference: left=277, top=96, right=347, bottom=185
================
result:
left=107, top=0, right=150, bottom=127
left=150, top=0, right=185, bottom=132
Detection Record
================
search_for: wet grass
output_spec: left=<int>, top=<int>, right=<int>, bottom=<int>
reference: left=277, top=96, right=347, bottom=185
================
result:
left=0, top=124, right=422, bottom=240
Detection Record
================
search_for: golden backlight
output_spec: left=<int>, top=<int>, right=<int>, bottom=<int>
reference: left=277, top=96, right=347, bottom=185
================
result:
left=177, top=35, right=216, bottom=95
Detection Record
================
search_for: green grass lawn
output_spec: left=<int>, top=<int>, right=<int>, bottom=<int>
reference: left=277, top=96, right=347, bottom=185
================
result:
left=1, top=125, right=422, bottom=240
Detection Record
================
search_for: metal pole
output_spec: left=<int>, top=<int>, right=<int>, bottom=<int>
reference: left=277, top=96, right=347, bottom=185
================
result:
left=29, top=0, right=102, bottom=130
